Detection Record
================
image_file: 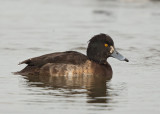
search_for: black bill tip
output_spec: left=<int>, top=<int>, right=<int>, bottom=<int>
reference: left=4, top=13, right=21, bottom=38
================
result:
left=124, top=58, right=129, bottom=62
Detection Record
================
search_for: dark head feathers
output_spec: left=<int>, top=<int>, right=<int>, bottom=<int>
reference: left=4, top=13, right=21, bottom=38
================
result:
left=88, top=33, right=114, bottom=46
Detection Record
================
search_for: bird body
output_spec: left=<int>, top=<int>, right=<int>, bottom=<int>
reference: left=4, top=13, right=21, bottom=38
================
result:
left=15, top=33, right=128, bottom=79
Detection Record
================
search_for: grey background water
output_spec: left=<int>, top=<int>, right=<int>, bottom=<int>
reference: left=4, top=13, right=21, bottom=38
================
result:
left=0, top=0, right=160, bottom=114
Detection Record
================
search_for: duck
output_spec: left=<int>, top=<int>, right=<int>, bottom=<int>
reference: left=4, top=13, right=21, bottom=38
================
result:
left=15, top=33, right=129, bottom=80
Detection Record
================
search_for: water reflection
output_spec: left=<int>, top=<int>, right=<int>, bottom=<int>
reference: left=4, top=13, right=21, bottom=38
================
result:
left=23, top=75, right=116, bottom=104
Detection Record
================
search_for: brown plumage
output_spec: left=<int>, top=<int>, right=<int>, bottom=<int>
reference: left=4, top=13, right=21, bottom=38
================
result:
left=15, top=33, right=128, bottom=79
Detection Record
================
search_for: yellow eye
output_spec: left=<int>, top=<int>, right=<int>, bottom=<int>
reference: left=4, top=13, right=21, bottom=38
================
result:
left=104, top=43, right=108, bottom=47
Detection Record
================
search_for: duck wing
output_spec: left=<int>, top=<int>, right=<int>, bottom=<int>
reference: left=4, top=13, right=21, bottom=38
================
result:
left=19, top=51, right=88, bottom=67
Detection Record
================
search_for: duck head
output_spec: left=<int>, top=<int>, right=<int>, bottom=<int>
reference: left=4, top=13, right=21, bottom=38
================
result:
left=87, top=33, right=129, bottom=64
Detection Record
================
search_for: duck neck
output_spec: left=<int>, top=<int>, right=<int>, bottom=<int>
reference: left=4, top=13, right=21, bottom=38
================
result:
left=87, top=56, right=107, bottom=65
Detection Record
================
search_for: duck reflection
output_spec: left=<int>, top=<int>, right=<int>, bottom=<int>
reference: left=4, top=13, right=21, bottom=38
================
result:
left=23, top=75, right=114, bottom=104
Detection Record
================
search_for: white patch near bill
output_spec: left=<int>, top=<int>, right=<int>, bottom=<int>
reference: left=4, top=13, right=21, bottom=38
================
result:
left=110, top=46, right=114, bottom=54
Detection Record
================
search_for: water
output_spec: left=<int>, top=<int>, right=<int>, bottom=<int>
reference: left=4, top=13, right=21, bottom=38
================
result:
left=0, top=0, right=160, bottom=114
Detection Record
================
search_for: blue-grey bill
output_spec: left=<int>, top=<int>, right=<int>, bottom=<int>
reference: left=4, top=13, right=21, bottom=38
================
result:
left=110, top=50, right=129, bottom=62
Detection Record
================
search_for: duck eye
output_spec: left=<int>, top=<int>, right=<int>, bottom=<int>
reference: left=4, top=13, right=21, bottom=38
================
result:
left=104, top=43, right=108, bottom=47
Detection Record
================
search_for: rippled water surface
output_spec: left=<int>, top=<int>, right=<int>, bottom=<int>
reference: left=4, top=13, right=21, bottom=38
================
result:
left=0, top=0, right=160, bottom=114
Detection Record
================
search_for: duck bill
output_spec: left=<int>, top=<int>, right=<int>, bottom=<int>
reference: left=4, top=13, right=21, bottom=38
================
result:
left=110, top=50, right=129, bottom=62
